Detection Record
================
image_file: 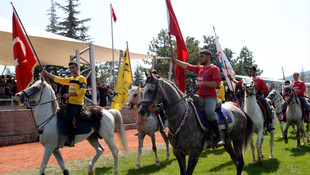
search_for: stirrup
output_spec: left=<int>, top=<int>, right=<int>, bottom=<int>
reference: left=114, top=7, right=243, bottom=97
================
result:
left=64, top=140, right=75, bottom=147
left=215, top=140, right=225, bottom=148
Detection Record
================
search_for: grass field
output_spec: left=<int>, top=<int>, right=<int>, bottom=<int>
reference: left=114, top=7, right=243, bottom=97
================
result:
left=5, top=122, right=310, bottom=175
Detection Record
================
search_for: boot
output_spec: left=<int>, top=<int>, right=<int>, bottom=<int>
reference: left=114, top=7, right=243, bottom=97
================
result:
left=305, top=110, right=310, bottom=122
left=210, top=120, right=225, bottom=148
left=281, top=105, right=287, bottom=122
left=266, top=108, right=275, bottom=132
left=64, top=126, right=75, bottom=147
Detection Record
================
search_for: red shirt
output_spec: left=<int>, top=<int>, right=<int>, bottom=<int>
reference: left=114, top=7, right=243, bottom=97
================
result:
left=237, top=77, right=269, bottom=95
left=187, top=64, right=221, bottom=98
left=292, top=81, right=305, bottom=97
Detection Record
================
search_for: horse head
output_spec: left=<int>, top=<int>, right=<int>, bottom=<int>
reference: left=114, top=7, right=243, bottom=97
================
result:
left=138, top=71, right=164, bottom=117
left=282, top=85, right=298, bottom=105
left=125, top=85, right=143, bottom=110
left=242, top=77, right=256, bottom=97
left=267, top=89, right=281, bottom=104
left=15, top=75, right=47, bottom=105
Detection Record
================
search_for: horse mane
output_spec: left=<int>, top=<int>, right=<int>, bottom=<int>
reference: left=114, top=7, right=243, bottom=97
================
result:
left=146, top=75, right=184, bottom=98
left=44, top=81, right=59, bottom=113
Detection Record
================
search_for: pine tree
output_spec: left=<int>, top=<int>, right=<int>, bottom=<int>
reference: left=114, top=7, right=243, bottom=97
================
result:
left=46, top=0, right=59, bottom=33
left=133, top=64, right=144, bottom=87
left=234, top=46, right=262, bottom=76
left=56, top=0, right=91, bottom=41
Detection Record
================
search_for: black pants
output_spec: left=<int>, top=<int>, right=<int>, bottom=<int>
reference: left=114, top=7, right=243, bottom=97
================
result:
left=66, top=104, right=82, bottom=138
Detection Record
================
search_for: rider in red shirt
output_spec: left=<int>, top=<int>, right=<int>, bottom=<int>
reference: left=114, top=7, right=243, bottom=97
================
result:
left=172, top=49, right=224, bottom=148
left=282, top=72, right=309, bottom=121
left=231, top=66, right=274, bottom=132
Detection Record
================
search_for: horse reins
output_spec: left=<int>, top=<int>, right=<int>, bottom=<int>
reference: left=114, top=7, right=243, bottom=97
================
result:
left=131, top=89, right=148, bottom=134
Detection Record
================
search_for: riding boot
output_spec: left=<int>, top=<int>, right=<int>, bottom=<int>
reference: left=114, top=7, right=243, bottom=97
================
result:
left=305, top=109, right=310, bottom=122
left=210, top=120, right=225, bottom=148
left=281, top=103, right=287, bottom=122
left=159, top=110, right=166, bottom=133
left=266, top=107, right=274, bottom=132
left=64, top=125, right=75, bottom=147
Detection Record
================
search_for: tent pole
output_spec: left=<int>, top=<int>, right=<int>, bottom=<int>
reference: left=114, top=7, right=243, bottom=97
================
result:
left=89, top=43, right=97, bottom=105
left=76, top=50, right=80, bottom=74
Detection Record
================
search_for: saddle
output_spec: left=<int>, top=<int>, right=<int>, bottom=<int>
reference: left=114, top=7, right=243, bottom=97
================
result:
left=57, top=105, right=104, bottom=134
left=256, top=101, right=267, bottom=120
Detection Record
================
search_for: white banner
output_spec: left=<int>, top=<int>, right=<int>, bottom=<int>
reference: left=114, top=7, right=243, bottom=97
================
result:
left=213, top=27, right=236, bottom=91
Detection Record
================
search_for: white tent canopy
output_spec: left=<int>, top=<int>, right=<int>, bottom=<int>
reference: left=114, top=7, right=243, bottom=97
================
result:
left=0, top=17, right=155, bottom=66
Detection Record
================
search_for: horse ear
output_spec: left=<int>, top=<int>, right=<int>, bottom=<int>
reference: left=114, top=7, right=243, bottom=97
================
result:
left=144, top=70, right=149, bottom=77
left=148, top=70, right=154, bottom=78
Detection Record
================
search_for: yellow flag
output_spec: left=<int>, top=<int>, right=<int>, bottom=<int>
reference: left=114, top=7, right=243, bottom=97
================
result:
left=111, top=49, right=132, bottom=110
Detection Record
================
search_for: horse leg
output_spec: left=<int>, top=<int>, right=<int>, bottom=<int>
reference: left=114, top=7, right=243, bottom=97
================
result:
left=283, top=122, right=291, bottom=144
left=160, top=131, right=170, bottom=160
left=256, top=131, right=263, bottom=164
left=306, top=123, right=310, bottom=143
left=280, top=121, right=285, bottom=138
left=186, top=151, right=200, bottom=175
left=250, top=139, right=256, bottom=163
left=224, top=141, right=237, bottom=167
left=173, top=148, right=186, bottom=175
left=135, top=132, right=145, bottom=170
left=150, top=133, right=160, bottom=166
left=269, top=129, right=275, bottom=159
left=87, top=135, right=104, bottom=175
left=53, top=149, right=69, bottom=175
left=39, top=145, right=55, bottom=175
left=232, top=139, right=244, bottom=175
left=296, top=125, right=301, bottom=149
left=103, top=137, right=119, bottom=175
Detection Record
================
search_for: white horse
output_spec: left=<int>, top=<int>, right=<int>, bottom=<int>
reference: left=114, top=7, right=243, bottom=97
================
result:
left=242, top=77, right=276, bottom=163
left=125, top=86, right=170, bottom=170
left=15, top=76, right=128, bottom=175
left=282, top=85, right=309, bottom=148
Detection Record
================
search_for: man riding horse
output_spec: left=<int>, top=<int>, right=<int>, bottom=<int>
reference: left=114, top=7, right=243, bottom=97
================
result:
left=230, top=66, right=274, bottom=132
left=282, top=72, right=309, bottom=122
left=42, top=61, right=87, bottom=147
left=172, top=49, right=225, bottom=148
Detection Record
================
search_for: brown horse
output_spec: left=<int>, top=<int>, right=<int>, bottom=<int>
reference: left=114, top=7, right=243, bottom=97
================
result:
left=138, top=73, right=253, bottom=175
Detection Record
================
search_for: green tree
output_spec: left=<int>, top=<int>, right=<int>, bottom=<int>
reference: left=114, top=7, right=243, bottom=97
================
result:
left=148, top=29, right=176, bottom=78
left=185, top=36, right=200, bottom=65
left=133, top=64, right=144, bottom=87
left=234, top=46, right=262, bottom=76
left=56, top=0, right=91, bottom=41
left=201, top=35, right=220, bottom=67
left=46, top=0, right=59, bottom=33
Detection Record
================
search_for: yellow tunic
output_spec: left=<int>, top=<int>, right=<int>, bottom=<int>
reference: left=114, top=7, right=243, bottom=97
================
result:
left=54, top=75, right=87, bottom=106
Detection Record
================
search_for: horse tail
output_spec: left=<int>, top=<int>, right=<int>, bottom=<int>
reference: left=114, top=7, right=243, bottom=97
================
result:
left=243, top=111, right=254, bottom=152
left=108, top=109, right=129, bottom=151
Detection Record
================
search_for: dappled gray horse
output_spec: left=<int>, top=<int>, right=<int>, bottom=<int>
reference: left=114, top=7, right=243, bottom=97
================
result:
left=125, top=86, right=170, bottom=169
left=138, top=73, right=253, bottom=175
left=282, top=85, right=309, bottom=148
left=15, top=76, right=128, bottom=175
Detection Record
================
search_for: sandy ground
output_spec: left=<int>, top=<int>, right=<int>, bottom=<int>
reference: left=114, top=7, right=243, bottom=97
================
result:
left=0, top=129, right=166, bottom=174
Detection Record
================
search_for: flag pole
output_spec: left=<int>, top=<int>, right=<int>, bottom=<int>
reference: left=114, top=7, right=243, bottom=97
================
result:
left=10, top=2, right=50, bottom=84
left=110, top=4, right=116, bottom=88
left=168, top=34, right=177, bottom=85
left=126, top=42, right=133, bottom=81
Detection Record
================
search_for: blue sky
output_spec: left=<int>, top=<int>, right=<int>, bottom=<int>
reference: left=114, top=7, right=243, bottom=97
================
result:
left=1, top=0, right=309, bottom=80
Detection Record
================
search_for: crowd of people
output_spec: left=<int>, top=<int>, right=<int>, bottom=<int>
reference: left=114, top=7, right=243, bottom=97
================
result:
left=0, top=75, right=17, bottom=98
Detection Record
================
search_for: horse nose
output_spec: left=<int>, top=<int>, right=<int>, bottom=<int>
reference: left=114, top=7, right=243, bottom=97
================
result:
left=125, top=102, right=131, bottom=109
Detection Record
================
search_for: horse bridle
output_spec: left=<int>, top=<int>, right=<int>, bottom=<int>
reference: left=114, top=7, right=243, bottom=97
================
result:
left=129, top=88, right=142, bottom=109
left=243, top=81, right=256, bottom=97
left=283, top=87, right=297, bottom=105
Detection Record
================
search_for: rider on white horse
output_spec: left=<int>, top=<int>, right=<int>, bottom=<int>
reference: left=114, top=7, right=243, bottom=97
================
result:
left=282, top=72, right=310, bottom=122
left=231, top=66, right=274, bottom=132
left=42, top=61, right=87, bottom=147
left=172, top=49, right=225, bottom=148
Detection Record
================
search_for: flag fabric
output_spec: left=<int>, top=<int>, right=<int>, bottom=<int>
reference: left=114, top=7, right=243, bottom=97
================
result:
left=12, top=12, right=37, bottom=92
left=166, top=0, right=188, bottom=93
left=111, top=6, right=117, bottom=22
left=213, top=27, right=236, bottom=91
left=111, top=49, right=132, bottom=110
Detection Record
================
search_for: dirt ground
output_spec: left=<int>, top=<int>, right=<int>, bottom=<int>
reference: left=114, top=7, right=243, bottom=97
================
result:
left=0, top=129, right=166, bottom=174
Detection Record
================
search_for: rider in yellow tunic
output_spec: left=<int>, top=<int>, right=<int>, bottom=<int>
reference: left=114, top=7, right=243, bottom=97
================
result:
left=42, top=61, right=86, bottom=146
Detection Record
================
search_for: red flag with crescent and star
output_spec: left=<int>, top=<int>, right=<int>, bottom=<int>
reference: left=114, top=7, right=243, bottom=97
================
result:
left=12, top=12, right=37, bottom=92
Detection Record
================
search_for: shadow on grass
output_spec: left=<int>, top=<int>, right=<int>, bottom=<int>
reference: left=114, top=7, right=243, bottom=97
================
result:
left=243, top=158, right=280, bottom=175
left=287, top=144, right=310, bottom=156
left=125, top=158, right=175, bottom=175
left=94, top=166, right=113, bottom=175
left=209, top=160, right=234, bottom=172
left=200, top=147, right=226, bottom=157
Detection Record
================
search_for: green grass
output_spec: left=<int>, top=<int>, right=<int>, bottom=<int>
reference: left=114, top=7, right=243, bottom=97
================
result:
left=5, top=123, right=310, bottom=175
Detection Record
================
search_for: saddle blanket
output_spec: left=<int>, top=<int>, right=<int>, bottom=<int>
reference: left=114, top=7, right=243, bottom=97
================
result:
left=57, top=119, right=92, bottom=135
left=192, top=102, right=234, bottom=131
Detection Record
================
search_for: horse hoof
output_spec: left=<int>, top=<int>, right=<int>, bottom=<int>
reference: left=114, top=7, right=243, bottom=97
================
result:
left=307, top=138, right=310, bottom=143
left=284, top=140, right=288, bottom=144
left=156, top=162, right=160, bottom=166
left=297, top=145, right=301, bottom=149
left=135, top=166, right=139, bottom=170
left=88, top=171, right=93, bottom=175
left=258, top=159, right=263, bottom=164
left=253, top=160, right=256, bottom=164
left=269, top=155, right=273, bottom=159
left=166, top=157, right=169, bottom=160
left=63, top=169, right=70, bottom=175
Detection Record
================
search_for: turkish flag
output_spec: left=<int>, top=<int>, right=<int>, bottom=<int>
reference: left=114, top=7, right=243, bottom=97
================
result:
left=166, top=0, right=188, bottom=93
left=12, top=12, right=37, bottom=92
left=112, top=6, right=117, bottom=22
